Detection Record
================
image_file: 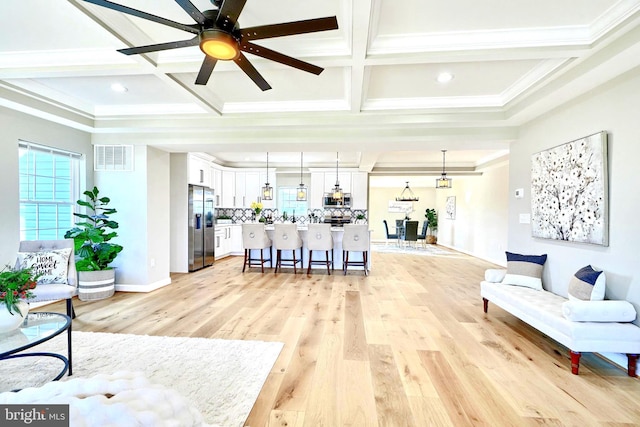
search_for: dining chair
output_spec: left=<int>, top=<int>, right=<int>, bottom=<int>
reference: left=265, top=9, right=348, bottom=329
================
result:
left=306, top=223, right=334, bottom=275
left=342, top=224, right=370, bottom=276
left=383, top=220, right=398, bottom=245
left=417, top=221, right=429, bottom=247
left=402, top=221, right=419, bottom=247
left=241, top=223, right=272, bottom=273
left=273, top=223, right=303, bottom=273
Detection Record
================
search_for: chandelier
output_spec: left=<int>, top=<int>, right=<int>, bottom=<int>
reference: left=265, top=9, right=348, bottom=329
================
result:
left=331, top=152, right=344, bottom=203
left=396, top=181, right=419, bottom=201
left=262, top=152, right=273, bottom=200
left=296, top=152, right=307, bottom=201
left=436, top=150, right=452, bottom=189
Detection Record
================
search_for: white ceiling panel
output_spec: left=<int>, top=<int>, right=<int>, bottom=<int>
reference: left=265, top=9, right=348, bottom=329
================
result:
left=1, top=0, right=639, bottom=171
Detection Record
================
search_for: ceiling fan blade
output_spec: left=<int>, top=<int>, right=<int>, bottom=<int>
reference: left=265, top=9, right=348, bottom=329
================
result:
left=82, top=0, right=200, bottom=34
left=195, top=56, right=218, bottom=85
left=241, top=16, right=338, bottom=41
left=174, top=0, right=207, bottom=25
left=240, top=41, right=324, bottom=75
left=118, top=36, right=199, bottom=55
left=216, top=0, right=248, bottom=31
left=234, top=53, right=272, bottom=91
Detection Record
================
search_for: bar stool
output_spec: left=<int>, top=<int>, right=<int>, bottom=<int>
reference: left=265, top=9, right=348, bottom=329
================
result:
left=241, top=223, right=272, bottom=273
left=307, top=223, right=334, bottom=275
left=273, top=223, right=303, bottom=273
left=342, top=224, right=370, bottom=276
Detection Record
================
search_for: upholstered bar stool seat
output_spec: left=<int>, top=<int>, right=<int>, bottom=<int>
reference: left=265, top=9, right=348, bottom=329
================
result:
left=273, top=223, right=303, bottom=274
left=306, top=223, right=334, bottom=275
left=16, top=239, right=78, bottom=319
left=242, top=224, right=272, bottom=273
left=342, top=224, right=370, bottom=276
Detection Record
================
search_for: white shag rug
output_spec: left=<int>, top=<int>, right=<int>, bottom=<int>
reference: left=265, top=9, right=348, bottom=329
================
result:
left=0, top=331, right=283, bottom=427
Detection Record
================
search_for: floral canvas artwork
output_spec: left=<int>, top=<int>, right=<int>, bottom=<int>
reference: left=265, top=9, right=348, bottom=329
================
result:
left=531, top=131, right=608, bottom=246
left=446, top=196, right=456, bottom=220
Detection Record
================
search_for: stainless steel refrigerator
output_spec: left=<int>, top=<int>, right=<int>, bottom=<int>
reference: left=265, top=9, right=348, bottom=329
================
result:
left=188, top=184, right=215, bottom=271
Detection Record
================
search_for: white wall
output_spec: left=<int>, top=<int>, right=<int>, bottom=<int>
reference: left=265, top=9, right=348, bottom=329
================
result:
left=508, top=69, right=640, bottom=324
left=146, top=146, right=171, bottom=286
left=92, top=144, right=171, bottom=289
left=169, top=153, right=189, bottom=273
left=436, top=161, right=510, bottom=265
left=0, top=107, right=92, bottom=265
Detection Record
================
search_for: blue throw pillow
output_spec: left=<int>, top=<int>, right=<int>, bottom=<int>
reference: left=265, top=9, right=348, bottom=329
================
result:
left=501, top=251, right=547, bottom=290
left=568, top=265, right=606, bottom=301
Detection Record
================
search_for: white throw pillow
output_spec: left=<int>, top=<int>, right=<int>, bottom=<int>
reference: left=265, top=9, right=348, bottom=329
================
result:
left=562, top=300, right=636, bottom=322
left=17, top=248, right=72, bottom=284
left=485, top=269, right=507, bottom=283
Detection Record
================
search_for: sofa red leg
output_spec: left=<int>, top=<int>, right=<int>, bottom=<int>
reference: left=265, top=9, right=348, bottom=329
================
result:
left=570, top=351, right=581, bottom=375
left=627, top=354, right=638, bottom=376
left=483, top=298, right=489, bottom=313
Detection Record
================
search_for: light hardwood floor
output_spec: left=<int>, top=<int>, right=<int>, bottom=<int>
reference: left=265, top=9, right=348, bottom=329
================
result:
left=39, top=247, right=640, bottom=426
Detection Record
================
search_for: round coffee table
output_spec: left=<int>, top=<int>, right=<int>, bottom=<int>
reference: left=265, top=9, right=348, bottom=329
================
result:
left=0, top=312, right=72, bottom=386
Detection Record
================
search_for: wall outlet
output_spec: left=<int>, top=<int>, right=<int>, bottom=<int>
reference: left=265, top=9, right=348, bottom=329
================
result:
left=519, top=213, right=531, bottom=224
left=150, top=258, right=156, bottom=267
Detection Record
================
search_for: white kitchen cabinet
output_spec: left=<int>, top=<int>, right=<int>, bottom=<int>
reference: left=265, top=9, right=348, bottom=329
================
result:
left=211, top=167, right=222, bottom=206
left=309, top=172, right=324, bottom=209
left=188, top=155, right=211, bottom=186
left=230, top=224, right=243, bottom=255
left=221, top=171, right=235, bottom=207
left=235, top=171, right=246, bottom=207
left=351, top=172, right=368, bottom=209
left=215, top=224, right=236, bottom=259
left=244, top=171, right=261, bottom=207
left=323, top=171, right=351, bottom=194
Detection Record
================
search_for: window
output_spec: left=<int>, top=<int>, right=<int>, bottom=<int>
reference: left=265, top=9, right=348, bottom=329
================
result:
left=277, top=187, right=308, bottom=219
left=19, top=141, right=82, bottom=240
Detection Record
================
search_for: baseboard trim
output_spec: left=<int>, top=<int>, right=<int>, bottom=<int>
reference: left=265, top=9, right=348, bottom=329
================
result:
left=115, top=277, right=172, bottom=293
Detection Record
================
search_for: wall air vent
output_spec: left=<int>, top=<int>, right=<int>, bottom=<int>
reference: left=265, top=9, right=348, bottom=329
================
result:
left=94, top=145, right=134, bottom=171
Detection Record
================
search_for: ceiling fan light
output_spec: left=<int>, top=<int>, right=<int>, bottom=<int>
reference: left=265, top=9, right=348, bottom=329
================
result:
left=199, top=30, right=239, bottom=60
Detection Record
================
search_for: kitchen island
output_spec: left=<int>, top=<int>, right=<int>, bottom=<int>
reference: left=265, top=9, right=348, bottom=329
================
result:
left=230, top=224, right=372, bottom=272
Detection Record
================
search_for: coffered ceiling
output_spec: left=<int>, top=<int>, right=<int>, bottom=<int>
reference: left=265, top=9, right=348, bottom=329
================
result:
left=1, top=0, right=640, bottom=174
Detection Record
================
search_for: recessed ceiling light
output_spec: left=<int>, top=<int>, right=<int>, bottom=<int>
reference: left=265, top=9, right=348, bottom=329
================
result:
left=437, top=72, right=454, bottom=84
left=110, top=83, right=128, bottom=93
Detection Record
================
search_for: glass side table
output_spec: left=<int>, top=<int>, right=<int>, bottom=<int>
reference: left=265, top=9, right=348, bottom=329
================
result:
left=0, top=312, right=72, bottom=388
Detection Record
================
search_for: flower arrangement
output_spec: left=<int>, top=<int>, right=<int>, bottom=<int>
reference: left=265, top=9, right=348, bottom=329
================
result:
left=250, top=201, right=263, bottom=216
left=0, top=265, right=38, bottom=315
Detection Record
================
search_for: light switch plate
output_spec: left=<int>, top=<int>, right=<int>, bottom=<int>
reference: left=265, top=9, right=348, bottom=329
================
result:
left=515, top=188, right=524, bottom=198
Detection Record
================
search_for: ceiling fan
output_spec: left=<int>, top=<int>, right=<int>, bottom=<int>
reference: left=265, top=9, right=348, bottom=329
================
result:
left=83, top=0, right=338, bottom=90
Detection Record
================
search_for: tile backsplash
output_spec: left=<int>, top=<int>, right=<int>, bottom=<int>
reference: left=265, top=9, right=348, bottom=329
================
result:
left=215, top=207, right=367, bottom=225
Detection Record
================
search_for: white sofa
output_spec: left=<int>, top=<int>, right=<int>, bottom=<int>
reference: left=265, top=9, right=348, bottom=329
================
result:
left=481, top=269, right=640, bottom=376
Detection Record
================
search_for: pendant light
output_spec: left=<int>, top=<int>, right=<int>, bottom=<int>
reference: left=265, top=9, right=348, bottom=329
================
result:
left=396, top=181, right=419, bottom=201
left=296, top=152, right=307, bottom=201
left=436, top=149, right=452, bottom=189
left=262, top=152, right=273, bottom=200
left=331, top=152, right=344, bottom=203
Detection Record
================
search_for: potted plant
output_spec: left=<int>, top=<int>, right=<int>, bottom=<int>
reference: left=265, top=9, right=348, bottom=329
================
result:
left=355, top=213, right=366, bottom=224
left=0, top=265, right=38, bottom=332
left=250, top=201, right=263, bottom=222
left=64, top=186, right=123, bottom=301
left=425, top=208, right=438, bottom=244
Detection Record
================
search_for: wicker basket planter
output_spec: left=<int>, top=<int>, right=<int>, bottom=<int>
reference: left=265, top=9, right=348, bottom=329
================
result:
left=78, top=269, right=115, bottom=301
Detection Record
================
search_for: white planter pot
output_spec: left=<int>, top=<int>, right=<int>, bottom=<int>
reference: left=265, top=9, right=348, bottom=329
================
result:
left=0, top=300, right=29, bottom=333
left=78, top=270, right=115, bottom=301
